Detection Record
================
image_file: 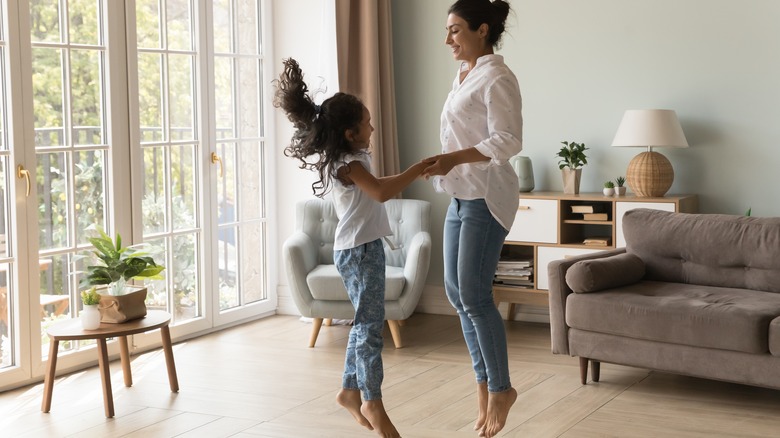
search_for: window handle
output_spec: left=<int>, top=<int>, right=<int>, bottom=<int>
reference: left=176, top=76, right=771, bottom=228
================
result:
left=17, top=165, right=30, bottom=197
left=211, top=152, right=223, bottom=177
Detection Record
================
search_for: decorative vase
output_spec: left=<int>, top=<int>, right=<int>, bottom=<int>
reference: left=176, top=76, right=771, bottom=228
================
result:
left=561, top=168, right=582, bottom=194
left=510, top=155, right=535, bottom=192
left=81, top=304, right=101, bottom=330
left=603, top=187, right=615, bottom=196
left=615, top=186, right=627, bottom=196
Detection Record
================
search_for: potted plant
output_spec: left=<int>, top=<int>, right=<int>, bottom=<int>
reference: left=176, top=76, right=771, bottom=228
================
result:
left=603, top=181, right=615, bottom=196
left=615, top=176, right=627, bottom=196
left=556, top=141, right=588, bottom=194
left=77, top=226, right=165, bottom=323
left=79, top=287, right=101, bottom=330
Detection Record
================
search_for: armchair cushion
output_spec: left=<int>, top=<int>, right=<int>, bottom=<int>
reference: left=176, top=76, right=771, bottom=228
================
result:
left=566, top=253, right=645, bottom=293
left=307, top=265, right=405, bottom=301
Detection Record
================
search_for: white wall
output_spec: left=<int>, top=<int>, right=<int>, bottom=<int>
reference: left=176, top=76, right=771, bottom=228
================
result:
left=392, top=0, right=780, bottom=316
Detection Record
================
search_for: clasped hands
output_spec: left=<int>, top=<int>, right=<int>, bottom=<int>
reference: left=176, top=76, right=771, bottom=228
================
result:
left=417, top=153, right=457, bottom=180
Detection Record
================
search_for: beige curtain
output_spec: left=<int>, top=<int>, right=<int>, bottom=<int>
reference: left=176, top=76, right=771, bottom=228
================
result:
left=335, top=0, right=399, bottom=177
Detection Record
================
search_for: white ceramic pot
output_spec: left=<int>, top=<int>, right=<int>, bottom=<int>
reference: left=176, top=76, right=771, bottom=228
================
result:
left=81, top=304, right=101, bottom=330
left=603, top=187, right=615, bottom=196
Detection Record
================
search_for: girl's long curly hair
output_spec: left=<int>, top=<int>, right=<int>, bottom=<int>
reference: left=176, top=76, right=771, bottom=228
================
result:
left=273, top=58, right=364, bottom=197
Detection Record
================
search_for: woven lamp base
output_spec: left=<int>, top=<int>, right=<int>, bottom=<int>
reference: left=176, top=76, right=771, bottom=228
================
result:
left=626, top=151, right=674, bottom=197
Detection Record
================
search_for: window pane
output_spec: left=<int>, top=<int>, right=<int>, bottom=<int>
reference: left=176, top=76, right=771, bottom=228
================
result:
left=213, top=0, right=231, bottom=53
left=37, top=152, right=69, bottom=250
left=214, top=57, right=234, bottom=138
left=68, top=0, right=100, bottom=45
left=170, top=144, right=196, bottom=230
left=239, top=221, right=264, bottom=304
left=136, top=0, right=161, bottom=49
left=70, top=49, right=104, bottom=146
left=216, top=142, right=235, bottom=226
left=167, top=0, right=192, bottom=51
left=74, top=150, right=106, bottom=245
left=1, top=263, right=13, bottom=369
left=238, top=141, right=260, bottom=220
left=138, top=52, right=163, bottom=142
left=32, top=48, right=65, bottom=148
left=172, top=233, right=198, bottom=321
left=142, top=146, right=167, bottom=234
left=168, top=54, right=194, bottom=141
left=218, top=225, right=237, bottom=310
left=144, top=237, right=169, bottom=310
left=30, top=0, right=62, bottom=43
left=238, top=58, right=259, bottom=137
left=0, top=158, right=9, bottom=258
left=236, top=0, right=258, bottom=55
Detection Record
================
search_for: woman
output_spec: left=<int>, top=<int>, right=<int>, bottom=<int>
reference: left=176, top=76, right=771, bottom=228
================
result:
left=422, top=1, right=522, bottom=437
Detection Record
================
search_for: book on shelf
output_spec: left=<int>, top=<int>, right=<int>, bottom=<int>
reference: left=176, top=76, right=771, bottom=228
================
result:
left=494, top=274, right=531, bottom=281
left=495, top=269, right=532, bottom=277
left=571, top=204, right=606, bottom=214
left=583, top=236, right=611, bottom=246
left=493, top=278, right=534, bottom=288
left=582, top=213, right=609, bottom=221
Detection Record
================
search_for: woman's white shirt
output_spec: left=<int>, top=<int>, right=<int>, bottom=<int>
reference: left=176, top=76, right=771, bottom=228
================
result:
left=330, top=152, right=392, bottom=251
left=433, top=54, right=523, bottom=230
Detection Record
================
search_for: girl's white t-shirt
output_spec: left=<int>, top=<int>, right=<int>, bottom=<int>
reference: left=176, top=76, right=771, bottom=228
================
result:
left=330, top=151, right=392, bottom=251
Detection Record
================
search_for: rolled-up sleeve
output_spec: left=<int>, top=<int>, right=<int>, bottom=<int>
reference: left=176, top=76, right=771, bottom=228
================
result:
left=474, top=73, right=523, bottom=165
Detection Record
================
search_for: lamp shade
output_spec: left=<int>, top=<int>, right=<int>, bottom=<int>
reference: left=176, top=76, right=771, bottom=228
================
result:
left=611, top=109, right=689, bottom=149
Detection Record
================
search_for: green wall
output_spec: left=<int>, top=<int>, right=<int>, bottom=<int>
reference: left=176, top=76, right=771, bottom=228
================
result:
left=393, top=0, right=780, bottom=287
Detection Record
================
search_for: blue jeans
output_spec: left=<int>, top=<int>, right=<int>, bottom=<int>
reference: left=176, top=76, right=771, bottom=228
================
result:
left=444, top=198, right=511, bottom=392
left=335, top=239, right=386, bottom=400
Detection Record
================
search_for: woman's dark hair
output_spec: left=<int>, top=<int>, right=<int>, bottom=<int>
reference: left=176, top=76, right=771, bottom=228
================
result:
left=273, top=58, right=364, bottom=197
left=448, top=0, right=511, bottom=48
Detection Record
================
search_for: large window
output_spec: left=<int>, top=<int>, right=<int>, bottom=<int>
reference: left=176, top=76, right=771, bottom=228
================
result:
left=0, top=0, right=272, bottom=390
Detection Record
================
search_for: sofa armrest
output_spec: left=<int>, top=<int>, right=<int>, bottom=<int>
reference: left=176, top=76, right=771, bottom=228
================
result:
left=547, top=248, right=626, bottom=355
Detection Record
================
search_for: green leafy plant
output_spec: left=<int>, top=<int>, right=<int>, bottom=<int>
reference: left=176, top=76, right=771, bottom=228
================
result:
left=556, top=141, right=589, bottom=169
left=615, top=176, right=626, bottom=187
left=80, top=287, right=100, bottom=305
left=78, top=226, right=165, bottom=294
left=746, top=208, right=752, bottom=216
left=604, top=181, right=615, bottom=189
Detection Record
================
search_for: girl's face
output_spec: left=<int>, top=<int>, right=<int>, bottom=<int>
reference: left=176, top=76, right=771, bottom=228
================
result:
left=348, top=106, right=373, bottom=150
left=445, top=13, right=490, bottom=68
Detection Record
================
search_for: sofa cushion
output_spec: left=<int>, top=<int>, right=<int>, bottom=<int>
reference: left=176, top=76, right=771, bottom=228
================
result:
left=770, top=318, right=780, bottom=357
left=566, top=253, right=645, bottom=293
left=566, top=281, right=780, bottom=354
left=307, top=264, right=405, bottom=301
left=622, top=209, right=780, bottom=293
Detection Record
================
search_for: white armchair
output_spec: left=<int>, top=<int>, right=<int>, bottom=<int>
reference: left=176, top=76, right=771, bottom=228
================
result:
left=283, top=198, right=431, bottom=348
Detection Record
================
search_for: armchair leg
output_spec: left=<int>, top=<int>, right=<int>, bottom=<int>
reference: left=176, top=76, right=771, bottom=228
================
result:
left=324, top=318, right=333, bottom=326
left=387, top=320, right=403, bottom=349
left=309, top=318, right=324, bottom=348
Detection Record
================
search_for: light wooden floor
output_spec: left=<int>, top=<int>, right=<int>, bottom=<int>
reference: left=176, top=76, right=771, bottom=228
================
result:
left=2, top=313, right=780, bottom=437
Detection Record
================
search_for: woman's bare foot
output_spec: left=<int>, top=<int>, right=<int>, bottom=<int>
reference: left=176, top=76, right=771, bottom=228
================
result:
left=337, top=389, right=373, bottom=431
left=474, top=382, right=488, bottom=431
left=479, top=387, right=517, bottom=438
left=361, top=399, right=401, bottom=437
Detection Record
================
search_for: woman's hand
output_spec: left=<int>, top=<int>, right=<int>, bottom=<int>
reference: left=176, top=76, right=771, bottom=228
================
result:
left=421, top=153, right=457, bottom=179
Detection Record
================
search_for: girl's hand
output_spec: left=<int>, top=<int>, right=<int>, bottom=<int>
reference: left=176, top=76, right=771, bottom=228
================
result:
left=421, top=153, right=456, bottom=179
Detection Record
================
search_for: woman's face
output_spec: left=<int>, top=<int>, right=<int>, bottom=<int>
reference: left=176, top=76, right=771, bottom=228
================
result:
left=445, top=13, right=489, bottom=67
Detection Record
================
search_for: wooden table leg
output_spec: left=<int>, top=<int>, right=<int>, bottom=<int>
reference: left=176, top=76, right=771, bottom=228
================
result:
left=160, top=325, right=179, bottom=392
left=96, top=338, right=115, bottom=418
left=41, top=338, right=59, bottom=413
left=119, top=336, right=132, bottom=387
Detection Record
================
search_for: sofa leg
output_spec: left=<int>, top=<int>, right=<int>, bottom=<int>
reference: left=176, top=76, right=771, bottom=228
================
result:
left=309, top=318, right=324, bottom=348
left=324, top=318, right=333, bottom=326
left=579, top=357, right=589, bottom=384
left=591, top=360, right=601, bottom=382
left=387, top=320, right=403, bottom=349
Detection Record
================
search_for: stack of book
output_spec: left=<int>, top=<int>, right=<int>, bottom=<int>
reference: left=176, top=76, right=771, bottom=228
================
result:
left=583, top=236, right=611, bottom=246
left=494, top=258, right=534, bottom=288
left=571, top=204, right=608, bottom=221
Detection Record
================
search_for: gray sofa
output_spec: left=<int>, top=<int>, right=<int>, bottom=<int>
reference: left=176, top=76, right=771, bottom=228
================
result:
left=548, top=208, right=780, bottom=390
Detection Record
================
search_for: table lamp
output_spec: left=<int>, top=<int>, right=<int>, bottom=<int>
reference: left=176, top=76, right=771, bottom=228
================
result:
left=611, top=109, right=689, bottom=197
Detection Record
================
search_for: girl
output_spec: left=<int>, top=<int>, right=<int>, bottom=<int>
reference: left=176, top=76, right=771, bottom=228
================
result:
left=274, top=58, right=430, bottom=438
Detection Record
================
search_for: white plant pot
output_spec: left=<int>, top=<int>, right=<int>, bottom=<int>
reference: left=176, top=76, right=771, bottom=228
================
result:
left=81, top=304, right=101, bottom=330
left=603, top=188, right=615, bottom=196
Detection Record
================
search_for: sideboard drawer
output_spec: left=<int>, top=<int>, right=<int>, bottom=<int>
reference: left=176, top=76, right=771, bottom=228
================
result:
left=506, top=199, right=558, bottom=244
left=537, top=246, right=604, bottom=290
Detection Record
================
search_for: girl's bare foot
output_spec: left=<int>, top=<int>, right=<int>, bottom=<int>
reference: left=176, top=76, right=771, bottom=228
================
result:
left=361, top=399, right=401, bottom=437
left=337, top=389, right=373, bottom=431
left=479, top=387, right=517, bottom=438
left=474, top=382, right=488, bottom=431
